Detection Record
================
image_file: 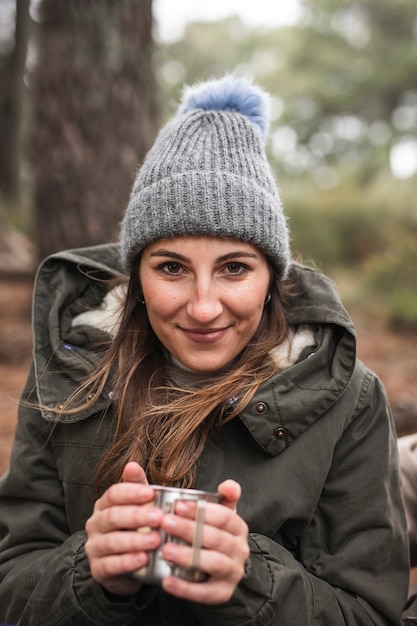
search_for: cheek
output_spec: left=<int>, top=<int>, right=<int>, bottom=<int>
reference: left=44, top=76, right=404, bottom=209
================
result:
left=230, top=289, right=266, bottom=325
left=145, top=285, right=183, bottom=318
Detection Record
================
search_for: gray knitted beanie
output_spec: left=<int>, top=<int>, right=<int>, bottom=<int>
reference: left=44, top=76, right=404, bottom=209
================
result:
left=120, top=74, right=291, bottom=278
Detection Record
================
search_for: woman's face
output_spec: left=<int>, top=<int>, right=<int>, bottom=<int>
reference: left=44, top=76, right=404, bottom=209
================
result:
left=139, top=236, right=271, bottom=372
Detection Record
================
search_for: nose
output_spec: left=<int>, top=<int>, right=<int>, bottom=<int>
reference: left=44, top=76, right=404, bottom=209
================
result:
left=186, top=282, right=223, bottom=323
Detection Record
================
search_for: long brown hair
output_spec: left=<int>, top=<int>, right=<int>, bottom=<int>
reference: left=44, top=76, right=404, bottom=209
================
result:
left=71, top=255, right=293, bottom=494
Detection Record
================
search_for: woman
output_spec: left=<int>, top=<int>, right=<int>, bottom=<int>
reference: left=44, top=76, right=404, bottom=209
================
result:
left=0, top=74, right=409, bottom=625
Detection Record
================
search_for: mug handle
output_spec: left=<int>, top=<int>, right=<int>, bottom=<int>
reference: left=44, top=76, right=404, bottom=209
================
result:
left=190, top=498, right=206, bottom=570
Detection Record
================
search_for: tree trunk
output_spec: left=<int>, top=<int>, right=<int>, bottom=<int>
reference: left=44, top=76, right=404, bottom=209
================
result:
left=0, top=0, right=31, bottom=203
left=30, top=0, right=158, bottom=262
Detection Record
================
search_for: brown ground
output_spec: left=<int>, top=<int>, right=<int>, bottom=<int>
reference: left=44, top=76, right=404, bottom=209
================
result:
left=1, top=277, right=417, bottom=477
left=0, top=277, right=33, bottom=476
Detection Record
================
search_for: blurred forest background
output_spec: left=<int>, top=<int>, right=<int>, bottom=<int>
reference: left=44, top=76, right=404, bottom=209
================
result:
left=0, top=0, right=416, bottom=471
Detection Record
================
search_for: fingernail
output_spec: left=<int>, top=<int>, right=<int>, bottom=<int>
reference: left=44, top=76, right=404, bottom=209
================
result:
left=163, top=576, right=176, bottom=591
left=144, top=533, right=159, bottom=548
left=164, top=544, right=177, bottom=559
left=134, top=553, right=145, bottom=564
left=164, top=515, right=176, bottom=530
left=175, top=501, right=189, bottom=514
left=147, top=510, right=160, bottom=525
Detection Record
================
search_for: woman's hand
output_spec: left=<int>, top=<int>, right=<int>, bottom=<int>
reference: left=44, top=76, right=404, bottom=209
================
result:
left=85, top=462, right=163, bottom=596
left=160, top=479, right=249, bottom=604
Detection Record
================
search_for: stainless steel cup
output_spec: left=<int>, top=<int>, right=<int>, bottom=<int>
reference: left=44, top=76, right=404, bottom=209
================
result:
left=132, top=485, right=220, bottom=585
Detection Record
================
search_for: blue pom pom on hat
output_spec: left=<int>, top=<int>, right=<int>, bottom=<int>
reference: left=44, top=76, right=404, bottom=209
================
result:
left=179, top=74, right=270, bottom=142
left=120, top=73, right=291, bottom=278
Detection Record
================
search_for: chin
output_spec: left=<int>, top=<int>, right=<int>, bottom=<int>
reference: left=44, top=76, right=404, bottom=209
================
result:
left=181, top=356, right=233, bottom=373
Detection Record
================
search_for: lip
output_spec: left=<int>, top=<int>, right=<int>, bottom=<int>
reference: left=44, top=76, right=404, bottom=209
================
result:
left=181, top=327, right=229, bottom=344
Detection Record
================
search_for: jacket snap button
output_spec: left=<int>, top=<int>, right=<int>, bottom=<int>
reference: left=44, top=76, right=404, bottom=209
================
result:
left=254, top=402, right=268, bottom=415
left=275, top=427, right=286, bottom=439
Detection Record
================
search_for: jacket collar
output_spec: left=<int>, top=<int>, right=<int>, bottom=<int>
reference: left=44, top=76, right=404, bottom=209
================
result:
left=32, top=248, right=356, bottom=441
left=239, top=264, right=357, bottom=455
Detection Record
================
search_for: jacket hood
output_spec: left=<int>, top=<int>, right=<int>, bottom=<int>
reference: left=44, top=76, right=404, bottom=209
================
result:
left=31, top=246, right=357, bottom=440
left=32, top=244, right=124, bottom=422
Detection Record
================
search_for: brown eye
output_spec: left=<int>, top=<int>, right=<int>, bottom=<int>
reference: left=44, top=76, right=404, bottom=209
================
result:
left=225, top=262, right=250, bottom=276
left=156, top=261, right=184, bottom=275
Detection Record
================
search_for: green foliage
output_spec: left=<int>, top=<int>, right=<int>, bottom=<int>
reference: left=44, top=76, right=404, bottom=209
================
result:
left=284, top=177, right=392, bottom=268
left=155, top=17, right=285, bottom=118
left=387, top=291, right=417, bottom=331
left=0, top=192, right=31, bottom=233
left=284, top=174, right=415, bottom=262
left=364, top=228, right=417, bottom=292
left=295, top=0, right=417, bottom=115
left=282, top=175, right=417, bottom=329
left=362, top=221, right=417, bottom=329
left=156, top=0, right=417, bottom=182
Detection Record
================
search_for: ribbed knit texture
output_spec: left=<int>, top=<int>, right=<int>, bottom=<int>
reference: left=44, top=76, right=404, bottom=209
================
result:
left=120, top=75, right=290, bottom=278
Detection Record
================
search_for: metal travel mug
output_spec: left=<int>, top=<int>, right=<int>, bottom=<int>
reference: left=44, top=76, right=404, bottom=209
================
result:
left=132, top=485, right=220, bottom=584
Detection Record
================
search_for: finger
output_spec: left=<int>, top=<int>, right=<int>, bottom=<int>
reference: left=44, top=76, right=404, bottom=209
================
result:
left=122, top=462, right=149, bottom=484
left=87, top=503, right=163, bottom=535
left=162, top=541, right=231, bottom=576
left=94, top=482, right=155, bottom=512
left=86, top=528, right=161, bottom=559
left=160, top=515, right=249, bottom=574
left=217, top=479, right=241, bottom=510
left=166, top=500, right=247, bottom=537
left=89, top=549, right=150, bottom=589
left=162, top=517, right=249, bottom=566
left=162, top=573, right=236, bottom=605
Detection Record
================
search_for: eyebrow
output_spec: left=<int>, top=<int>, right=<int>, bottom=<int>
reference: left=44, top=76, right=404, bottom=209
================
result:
left=149, top=249, right=259, bottom=263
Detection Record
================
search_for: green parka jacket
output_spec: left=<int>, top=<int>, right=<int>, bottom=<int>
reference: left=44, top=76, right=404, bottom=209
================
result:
left=0, top=244, right=409, bottom=626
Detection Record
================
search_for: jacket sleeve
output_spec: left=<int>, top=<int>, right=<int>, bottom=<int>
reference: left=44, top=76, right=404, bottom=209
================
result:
left=398, top=433, right=417, bottom=566
left=0, top=366, right=157, bottom=626
left=189, top=373, right=410, bottom=626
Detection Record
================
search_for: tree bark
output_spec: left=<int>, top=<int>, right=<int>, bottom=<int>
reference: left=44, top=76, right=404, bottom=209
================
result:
left=30, top=0, right=158, bottom=262
left=0, top=0, right=31, bottom=202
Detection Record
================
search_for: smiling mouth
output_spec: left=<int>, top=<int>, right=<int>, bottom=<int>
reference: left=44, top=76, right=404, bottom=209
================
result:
left=181, top=327, right=229, bottom=344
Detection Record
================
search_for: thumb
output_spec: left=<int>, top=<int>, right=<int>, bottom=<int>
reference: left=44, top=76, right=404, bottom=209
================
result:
left=217, top=479, right=241, bottom=511
left=122, top=461, right=149, bottom=485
